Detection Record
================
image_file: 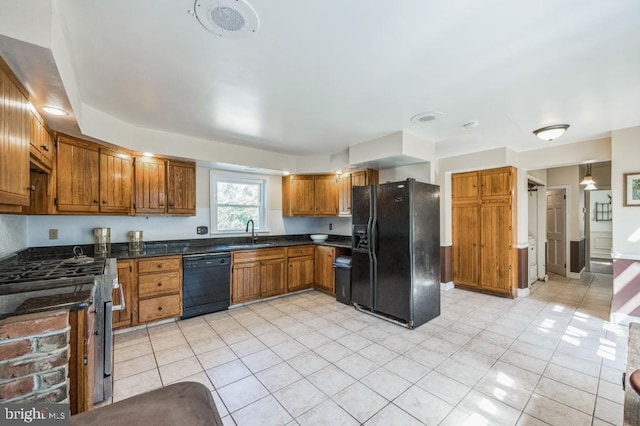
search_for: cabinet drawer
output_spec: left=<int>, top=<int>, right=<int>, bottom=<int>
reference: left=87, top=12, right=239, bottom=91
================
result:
left=287, top=245, right=315, bottom=258
left=233, top=248, right=286, bottom=263
left=137, top=256, right=181, bottom=274
left=138, top=294, right=181, bottom=323
left=138, top=271, right=181, bottom=298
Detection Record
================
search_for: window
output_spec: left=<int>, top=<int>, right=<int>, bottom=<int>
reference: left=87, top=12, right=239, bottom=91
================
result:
left=211, top=173, right=267, bottom=233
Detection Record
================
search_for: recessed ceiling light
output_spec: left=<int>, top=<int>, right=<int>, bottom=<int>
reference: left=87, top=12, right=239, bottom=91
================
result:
left=410, top=111, right=444, bottom=125
left=463, top=120, right=479, bottom=129
left=142, top=152, right=154, bottom=157
left=42, top=106, right=68, bottom=116
left=533, top=124, right=570, bottom=141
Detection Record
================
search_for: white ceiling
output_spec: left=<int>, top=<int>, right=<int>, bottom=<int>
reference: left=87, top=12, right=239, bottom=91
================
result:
left=2, top=0, right=640, bottom=159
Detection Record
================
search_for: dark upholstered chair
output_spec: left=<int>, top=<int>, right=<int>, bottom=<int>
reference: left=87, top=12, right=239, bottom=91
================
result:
left=70, top=382, right=223, bottom=426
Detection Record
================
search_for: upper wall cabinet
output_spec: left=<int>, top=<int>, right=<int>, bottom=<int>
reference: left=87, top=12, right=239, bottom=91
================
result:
left=134, top=157, right=196, bottom=216
left=167, top=160, right=196, bottom=215
left=56, top=134, right=133, bottom=214
left=338, top=169, right=379, bottom=216
left=282, top=174, right=339, bottom=217
left=0, top=62, right=31, bottom=211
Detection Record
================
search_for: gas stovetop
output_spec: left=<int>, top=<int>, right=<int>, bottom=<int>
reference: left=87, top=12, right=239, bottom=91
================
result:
left=0, top=258, right=106, bottom=285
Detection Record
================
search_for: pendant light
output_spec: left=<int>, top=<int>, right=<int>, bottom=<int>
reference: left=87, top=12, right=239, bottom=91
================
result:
left=581, top=163, right=597, bottom=190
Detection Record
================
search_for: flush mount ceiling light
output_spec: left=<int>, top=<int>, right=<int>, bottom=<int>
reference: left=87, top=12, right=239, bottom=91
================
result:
left=42, top=106, right=68, bottom=116
left=410, top=111, right=445, bottom=125
left=194, top=0, right=260, bottom=39
left=463, top=120, right=479, bottom=129
left=533, top=124, right=570, bottom=141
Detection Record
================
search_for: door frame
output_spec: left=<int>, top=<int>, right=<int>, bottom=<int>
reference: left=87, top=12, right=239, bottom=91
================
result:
left=546, top=185, right=569, bottom=277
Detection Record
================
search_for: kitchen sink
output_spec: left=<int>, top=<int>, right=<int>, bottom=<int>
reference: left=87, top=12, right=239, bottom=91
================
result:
left=217, top=243, right=275, bottom=250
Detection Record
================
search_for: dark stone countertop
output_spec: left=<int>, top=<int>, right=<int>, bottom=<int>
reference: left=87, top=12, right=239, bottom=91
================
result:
left=14, top=234, right=352, bottom=262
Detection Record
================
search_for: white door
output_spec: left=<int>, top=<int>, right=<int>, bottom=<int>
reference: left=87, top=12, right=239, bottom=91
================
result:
left=546, top=189, right=566, bottom=275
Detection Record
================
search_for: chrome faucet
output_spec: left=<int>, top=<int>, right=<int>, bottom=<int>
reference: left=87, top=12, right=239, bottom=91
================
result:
left=245, top=219, right=257, bottom=244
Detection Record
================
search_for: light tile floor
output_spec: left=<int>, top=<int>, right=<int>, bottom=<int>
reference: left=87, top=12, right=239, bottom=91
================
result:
left=113, top=271, right=626, bottom=425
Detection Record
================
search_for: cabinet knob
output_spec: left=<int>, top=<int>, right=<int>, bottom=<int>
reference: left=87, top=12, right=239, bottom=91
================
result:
left=93, top=199, right=99, bottom=204
left=168, top=202, right=175, bottom=207
left=102, top=200, right=107, bottom=204
left=157, top=264, right=162, bottom=268
left=40, top=145, right=49, bottom=151
left=158, top=306, right=163, bottom=311
left=157, top=282, right=162, bottom=287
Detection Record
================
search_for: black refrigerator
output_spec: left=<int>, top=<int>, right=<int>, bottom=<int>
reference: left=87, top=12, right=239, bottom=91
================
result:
left=351, top=179, right=440, bottom=328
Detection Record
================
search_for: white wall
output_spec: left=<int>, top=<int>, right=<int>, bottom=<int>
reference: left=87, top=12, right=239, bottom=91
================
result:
left=611, top=127, right=640, bottom=258
left=0, top=215, right=27, bottom=258
left=379, top=163, right=432, bottom=184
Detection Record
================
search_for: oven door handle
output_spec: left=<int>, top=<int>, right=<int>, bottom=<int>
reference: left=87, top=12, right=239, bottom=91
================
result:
left=112, top=279, right=126, bottom=312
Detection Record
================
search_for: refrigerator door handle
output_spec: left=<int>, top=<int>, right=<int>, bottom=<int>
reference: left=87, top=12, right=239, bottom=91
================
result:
left=371, top=214, right=377, bottom=261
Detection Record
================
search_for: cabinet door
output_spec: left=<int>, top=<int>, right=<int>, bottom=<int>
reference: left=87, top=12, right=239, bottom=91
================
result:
left=113, top=260, right=134, bottom=329
left=480, top=167, right=513, bottom=198
left=134, top=157, right=166, bottom=214
left=287, top=255, right=314, bottom=292
left=167, top=160, right=196, bottom=215
left=452, top=171, right=479, bottom=202
left=231, top=261, right=261, bottom=304
left=56, top=136, right=100, bottom=212
left=314, top=245, right=335, bottom=293
left=480, top=199, right=513, bottom=295
left=261, top=258, right=285, bottom=298
left=452, top=203, right=480, bottom=287
left=100, top=148, right=132, bottom=214
left=314, top=175, right=338, bottom=216
left=338, top=174, right=351, bottom=216
left=0, top=67, right=30, bottom=207
left=290, top=175, right=315, bottom=215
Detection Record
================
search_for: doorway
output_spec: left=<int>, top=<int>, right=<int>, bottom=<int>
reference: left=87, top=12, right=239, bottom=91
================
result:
left=547, top=188, right=566, bottom=275
left=585, top=189, right=613, bottom=274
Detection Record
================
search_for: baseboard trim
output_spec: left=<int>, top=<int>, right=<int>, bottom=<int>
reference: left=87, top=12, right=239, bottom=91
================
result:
left=440, top=282, right=454, bottom=291
left=517, top=287, right=530, bottom=298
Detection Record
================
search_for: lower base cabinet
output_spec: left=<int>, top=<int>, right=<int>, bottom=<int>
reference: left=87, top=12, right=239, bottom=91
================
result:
left=112, top=256, right=182, bottom=329
left=314, top=245, right=336, bottom=294
left=287, top=246, right=315, bottom=292
left=68, top=307, right=95, bottom=415
left=231, top=248, right=286, bottom=305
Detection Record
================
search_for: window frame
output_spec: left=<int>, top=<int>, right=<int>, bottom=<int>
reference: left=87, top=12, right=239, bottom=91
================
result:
left=210, top=171, right=269, bottom=235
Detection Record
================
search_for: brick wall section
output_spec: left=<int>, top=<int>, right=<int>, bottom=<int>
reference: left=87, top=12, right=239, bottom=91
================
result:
left=0, top=309, right=70, bottom=403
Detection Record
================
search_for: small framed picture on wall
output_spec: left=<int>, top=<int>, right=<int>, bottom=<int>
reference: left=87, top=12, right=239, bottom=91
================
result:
left=624, top=172, right=640, bottom=206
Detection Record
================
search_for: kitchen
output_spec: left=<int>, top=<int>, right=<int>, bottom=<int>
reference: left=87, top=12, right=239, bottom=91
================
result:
left=2, top=1, right=640, bottom=425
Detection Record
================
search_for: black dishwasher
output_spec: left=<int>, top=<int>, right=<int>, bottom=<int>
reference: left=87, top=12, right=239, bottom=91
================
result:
left=182, top=252, right=231, bottom=319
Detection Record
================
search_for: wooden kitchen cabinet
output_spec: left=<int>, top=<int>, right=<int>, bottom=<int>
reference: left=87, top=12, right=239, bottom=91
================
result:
left=68, top=306, right=95, bottom=414
left=452, top=166, right=517, bottom=296
left=282, top=174, right=339, bottom=217
left=99, top=148, right=133, bottom=214
left=29, top=112, right=54, bottom=172
left=231, top=248, right=286, bottom=304
left=286, top=245, right=315, bottom=292
left=136, top=256, right=183, bottom=324
left=134, top=157, right=196, bottom=216
left=167, top=160, right=196, bottom=215
left=314, top=245, right=336, bottom=294
left=56, top=135, right=100, bottom=213
left=112, top=260, right=135, bottom=330
left=338, top=169, right=378, bottom=216
left=0, top=61, right=31, bottom=211
left=134, top=156, right=166, bottom=214
left=260, top=258, right=286, bottom=298
left=56, top=134, right=133, bottom=214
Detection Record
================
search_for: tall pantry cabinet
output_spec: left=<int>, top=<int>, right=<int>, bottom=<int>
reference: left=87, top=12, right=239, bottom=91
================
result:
left=451, top=166, right=517, bottom=297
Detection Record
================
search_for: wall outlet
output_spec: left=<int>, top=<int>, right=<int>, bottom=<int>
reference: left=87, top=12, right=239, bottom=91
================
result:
left=49, top=229, right=58, bottom=240
left=196, top=226, right=208, bottom=235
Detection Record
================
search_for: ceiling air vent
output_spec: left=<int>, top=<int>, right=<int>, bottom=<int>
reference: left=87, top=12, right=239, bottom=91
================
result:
left=194, top=0, right=259, bottom=39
